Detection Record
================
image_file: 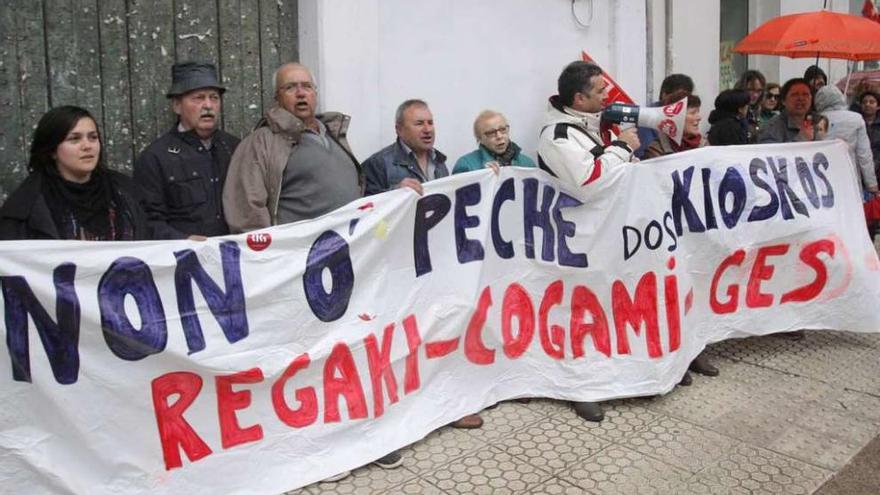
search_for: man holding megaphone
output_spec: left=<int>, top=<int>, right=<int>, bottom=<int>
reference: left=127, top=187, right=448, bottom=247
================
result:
left=537, top=61, right=645, bottom=424
left=538, top=61, right=641, bottom=188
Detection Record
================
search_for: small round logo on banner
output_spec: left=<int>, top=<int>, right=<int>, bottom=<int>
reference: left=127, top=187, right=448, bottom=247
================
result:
left=247, top=232, right=272, bottom=251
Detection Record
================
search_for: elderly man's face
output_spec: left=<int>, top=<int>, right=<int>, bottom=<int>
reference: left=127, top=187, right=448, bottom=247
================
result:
left=173, top=89, right=221, bottom=139
left=477, top=115, right=510, bottom=155
left=396, top=104, right=435, bottom=154
left=276, top=65, right=317, bottom=123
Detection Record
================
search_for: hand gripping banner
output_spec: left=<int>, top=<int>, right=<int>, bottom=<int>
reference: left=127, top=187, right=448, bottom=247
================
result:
left=1, top=141, right=878, bottom=494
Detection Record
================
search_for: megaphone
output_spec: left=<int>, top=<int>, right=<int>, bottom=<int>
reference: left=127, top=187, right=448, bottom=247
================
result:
left=600, top=97, right=688, bottom=145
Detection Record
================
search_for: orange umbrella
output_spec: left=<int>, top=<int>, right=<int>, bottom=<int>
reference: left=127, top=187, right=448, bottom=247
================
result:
left=733, top=10, right=880, bottom=61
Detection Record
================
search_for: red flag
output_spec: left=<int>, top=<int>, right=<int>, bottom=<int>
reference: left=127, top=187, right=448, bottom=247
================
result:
left=581, top=51, right=635, bottom=105
left=580, top=51, right=636, bottom=145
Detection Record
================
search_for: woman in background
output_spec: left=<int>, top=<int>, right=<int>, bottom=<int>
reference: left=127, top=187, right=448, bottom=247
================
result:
left=645, top=95, right=704, bottom=158
left=759, top=78, right=817, bottom=144
left=707, top=89, right=750, bottom=146
left=0, top=105, right=150, bottom=240
left=758, top=82, right=781, bottom=128
left=643, top=94, right=719, bottom=384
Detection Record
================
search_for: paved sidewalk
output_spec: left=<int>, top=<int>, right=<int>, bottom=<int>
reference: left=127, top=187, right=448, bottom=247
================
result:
left=287, top=330, right=880, bottom=494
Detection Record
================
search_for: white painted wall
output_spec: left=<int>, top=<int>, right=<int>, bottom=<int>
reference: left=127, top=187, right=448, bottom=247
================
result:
left=300, top=0, right=869, bottom=160
left=300, top=0, right=647, bottom=164
left=666, top=0, right=720, bottom=132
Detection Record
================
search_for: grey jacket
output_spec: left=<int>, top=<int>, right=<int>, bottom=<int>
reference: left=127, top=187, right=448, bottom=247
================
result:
left=815, top=86, right=877, bottom=191
left=222, top=106, right=361, bottom=233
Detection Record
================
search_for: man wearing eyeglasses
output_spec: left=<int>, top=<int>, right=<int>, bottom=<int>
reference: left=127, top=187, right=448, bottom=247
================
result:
left=223, top=62, right=404, bottom=479
left=223, top=62, right=363, bottom=233
left=452, top=110, right=536, bottom=174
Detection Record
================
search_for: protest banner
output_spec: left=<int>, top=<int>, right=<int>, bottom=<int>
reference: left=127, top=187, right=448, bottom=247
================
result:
left=1, top=141, right=878, bottom=494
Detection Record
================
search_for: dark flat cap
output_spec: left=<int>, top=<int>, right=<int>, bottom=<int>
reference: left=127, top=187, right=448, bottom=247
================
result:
left=166, top=62, right=225, bottom=97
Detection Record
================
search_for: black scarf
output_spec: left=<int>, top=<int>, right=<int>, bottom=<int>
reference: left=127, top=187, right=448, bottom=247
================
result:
left=486, top=141, right=521, bottom=167
left=41, top=167, right=134, bottom=240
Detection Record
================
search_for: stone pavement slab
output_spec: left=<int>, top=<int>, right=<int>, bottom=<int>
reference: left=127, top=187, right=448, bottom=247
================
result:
left=287, top=331, right=880, bottom=494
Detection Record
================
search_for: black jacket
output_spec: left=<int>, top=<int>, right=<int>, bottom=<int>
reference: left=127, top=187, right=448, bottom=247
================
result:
left=0, top=171, right=151, bottom=241
left=707, top=110, right=749, bottom=146
left=134, top=127, right=240, bottom=239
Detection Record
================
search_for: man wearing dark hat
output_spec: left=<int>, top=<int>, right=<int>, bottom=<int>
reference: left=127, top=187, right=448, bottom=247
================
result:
left=134, top=61, right=240, bottom=239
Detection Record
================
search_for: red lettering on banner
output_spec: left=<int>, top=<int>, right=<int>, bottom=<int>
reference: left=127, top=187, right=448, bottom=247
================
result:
left=781, top=239, right=834, bottom=303
left=425, top=338, right=460, bottom=358
left=501, top=283, right=535, bottom=359
left=364, top=324, right=399, bottom=418
left=710, top=249, right=745, bottom=314
left=539, top=280, right=565, bottom=359
left=612, top=272, right=663, bottom=358
left=402, top=314, right=422, bottom=394
left=216, top=368, right=265, bottom=449
left=152, top=372, right=213, bottom=470
left=746, top=244, right=790, bottom=308
left=464, top=287, right=496, bottom=365
left=271, top=353, right=318, bottom=428
left=570, top=285, right=611, bottom=358
left=663, top=271, right=681, bottom=353
left=323, top=343, right=368, bottom=423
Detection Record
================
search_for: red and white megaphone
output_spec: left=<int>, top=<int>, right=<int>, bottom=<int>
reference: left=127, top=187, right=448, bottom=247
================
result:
left=600, top=97, right=688, bottom=145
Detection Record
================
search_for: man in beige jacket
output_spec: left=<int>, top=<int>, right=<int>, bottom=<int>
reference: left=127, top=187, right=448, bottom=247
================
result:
left=221, top=63, right=401, bottom=480
left=223, top=63, right=363, bottom=233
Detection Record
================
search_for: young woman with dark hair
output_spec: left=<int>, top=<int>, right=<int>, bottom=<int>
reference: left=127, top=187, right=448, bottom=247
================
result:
left=0, top=106, right=150, bottom=240
left=758, top=82, right=782, bottom=128
left=707, top=89, right=751, bottom=146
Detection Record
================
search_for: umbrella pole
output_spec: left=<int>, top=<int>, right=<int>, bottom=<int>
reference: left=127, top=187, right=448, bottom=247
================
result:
left=815, top=0, right=827, bottom=67
left=843, top=60, right=853, bottom=96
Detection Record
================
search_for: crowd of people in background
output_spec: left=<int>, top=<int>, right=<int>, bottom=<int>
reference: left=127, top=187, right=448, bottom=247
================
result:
left=1, top=57, right=878, bottom=483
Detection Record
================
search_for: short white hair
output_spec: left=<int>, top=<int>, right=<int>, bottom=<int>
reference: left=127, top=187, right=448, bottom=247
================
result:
left=273, top=62, right=317, bottom=95
left=473, top=110, right=506, bottom=140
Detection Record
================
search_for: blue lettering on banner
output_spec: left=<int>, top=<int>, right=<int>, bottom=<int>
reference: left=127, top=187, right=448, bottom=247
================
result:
left=98, top=257, right=168, bottom=361
left=303, top=231, right=355, bottom=322
left=1, top=263, right=80, bottom=384
left=174, top=241, right=249, bottom=354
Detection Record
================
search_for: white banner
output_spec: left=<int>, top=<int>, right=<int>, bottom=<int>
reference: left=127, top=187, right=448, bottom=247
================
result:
left=1, top=141, right=878, bottom=494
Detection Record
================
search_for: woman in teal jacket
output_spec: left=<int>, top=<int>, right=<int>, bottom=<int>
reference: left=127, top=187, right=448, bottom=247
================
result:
left=453, top=110, right=536, bottom=173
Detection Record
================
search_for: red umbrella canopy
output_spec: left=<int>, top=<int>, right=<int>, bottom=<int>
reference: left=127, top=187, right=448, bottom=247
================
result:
left=733, top=10, right=880, bottom=61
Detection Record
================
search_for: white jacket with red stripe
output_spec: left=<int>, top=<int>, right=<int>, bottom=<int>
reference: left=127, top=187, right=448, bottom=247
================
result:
left=537, top=99, right=634, bottom=187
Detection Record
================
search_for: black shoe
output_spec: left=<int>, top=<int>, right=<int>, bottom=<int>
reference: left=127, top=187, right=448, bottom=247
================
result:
left=679, top=371, right=693, bottom=386
left=573, top=401, right=604, bottom=422
left=776, top=330, right=805, bottom=341
left=373, top=450, right=403, bottom=469
left=689, top=356, right=719, bottom=377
